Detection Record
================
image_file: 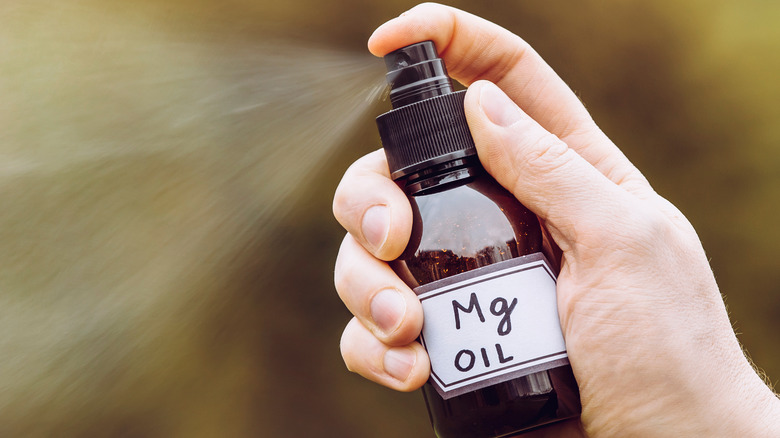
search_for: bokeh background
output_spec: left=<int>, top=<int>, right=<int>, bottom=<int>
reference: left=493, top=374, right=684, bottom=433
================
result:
left=1, top=1, right=778, bottom=436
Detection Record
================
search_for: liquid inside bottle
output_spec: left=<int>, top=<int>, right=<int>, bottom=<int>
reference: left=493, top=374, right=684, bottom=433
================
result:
left=392, top=158, right=580, bottom=437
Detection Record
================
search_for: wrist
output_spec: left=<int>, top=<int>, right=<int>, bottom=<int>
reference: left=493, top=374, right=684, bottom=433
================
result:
left=735, top=381, right=780, bottom=437
left=639, top=324, right=778, bottom=437
left=706, top=356, right=780, bottom=437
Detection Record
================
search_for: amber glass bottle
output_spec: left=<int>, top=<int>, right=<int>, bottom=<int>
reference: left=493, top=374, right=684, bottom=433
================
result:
left=376, top=42, right=581, bottom=437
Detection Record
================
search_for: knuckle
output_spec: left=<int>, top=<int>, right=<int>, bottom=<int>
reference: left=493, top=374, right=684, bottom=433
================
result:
left=331, top=152, right=379, bottom=228
left=332, top=182, right=359, bottom=230
left=339, top=320, right=359, bottom=371
left=331, top=185, right=347, bottom=224
left=520, top=133, right=573, bottom=174
left=333, top=235, right=358, bottom=298
left=508, top=132, right=576, bottom=199
left=577, top=203, right=673, bottom=259
left=624, top=206, right=673, bottom=250
left=339, top=318, right=370, bottom=367
left=331, top=166, right=355, bottom=223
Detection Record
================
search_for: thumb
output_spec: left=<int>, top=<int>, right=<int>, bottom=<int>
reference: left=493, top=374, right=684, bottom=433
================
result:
left=464, top=80, right=639, bottom=250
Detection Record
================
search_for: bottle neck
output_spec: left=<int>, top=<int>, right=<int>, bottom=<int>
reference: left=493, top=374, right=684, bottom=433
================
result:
left=397, top=156, right=484, bottom=196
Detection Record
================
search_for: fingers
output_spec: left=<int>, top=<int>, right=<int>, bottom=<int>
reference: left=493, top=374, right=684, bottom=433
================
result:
left=368, top=3, right=650, bottom=194
left=464, top=80, right=655, bottom=251
left=368, top=2, right=591, bottom=136
left=340, top=317, right=430, bottom=391
left=332, top=149, right=412, bottom=261
left=334, top=234, right=423, bottom=346
left=332, top=151, right=426, bottom=391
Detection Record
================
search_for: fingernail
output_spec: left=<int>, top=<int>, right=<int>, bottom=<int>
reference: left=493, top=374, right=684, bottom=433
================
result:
left=479, top=82, right=522, bottom=127
left=361, top=205, right=389, bottom=251
left=384, top=348, right=416, bottom=382
left=370, top=289, right=406, bottom=335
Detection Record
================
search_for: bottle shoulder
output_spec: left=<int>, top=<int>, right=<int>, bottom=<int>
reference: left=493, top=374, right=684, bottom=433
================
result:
left=397, top=175, right=542, bottom=287
left=412, top=180, right=521, bottom=252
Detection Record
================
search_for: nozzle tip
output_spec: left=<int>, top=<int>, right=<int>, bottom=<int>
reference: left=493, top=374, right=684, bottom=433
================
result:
left=384, top=41, right=438, bottom=72
left=383, top=41, right=453, bottom=108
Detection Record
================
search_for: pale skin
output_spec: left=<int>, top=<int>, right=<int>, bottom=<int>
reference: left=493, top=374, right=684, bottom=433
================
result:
left=332, top=3, right=780, bottom=437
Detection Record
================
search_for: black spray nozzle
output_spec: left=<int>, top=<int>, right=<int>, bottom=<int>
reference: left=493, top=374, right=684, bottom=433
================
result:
left=384, top=41, right=454, bottom=108
left=377, top=41, right=476, bottom=179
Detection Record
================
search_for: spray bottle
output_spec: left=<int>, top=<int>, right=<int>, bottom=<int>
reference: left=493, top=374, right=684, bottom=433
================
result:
left=376, top=41, right=581, bottom=437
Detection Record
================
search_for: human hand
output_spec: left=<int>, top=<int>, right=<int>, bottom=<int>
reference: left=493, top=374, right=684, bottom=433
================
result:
left=333, top=3, right=780, bottom=437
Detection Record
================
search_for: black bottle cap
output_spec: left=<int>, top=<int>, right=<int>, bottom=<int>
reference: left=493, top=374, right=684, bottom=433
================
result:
left=376, top=41, right=477, bottom=180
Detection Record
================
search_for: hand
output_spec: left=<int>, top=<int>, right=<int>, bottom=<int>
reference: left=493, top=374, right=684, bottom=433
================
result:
left=333, top=3, right=780, bottom=437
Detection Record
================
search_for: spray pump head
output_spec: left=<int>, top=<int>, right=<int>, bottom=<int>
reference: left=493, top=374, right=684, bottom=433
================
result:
left=384, top=41, right=454, bottom=108
left=376, top=41, right=476, bottom=179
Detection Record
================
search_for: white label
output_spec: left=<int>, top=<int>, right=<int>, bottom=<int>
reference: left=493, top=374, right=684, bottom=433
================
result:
left=415, top=253, right=568, bottom=399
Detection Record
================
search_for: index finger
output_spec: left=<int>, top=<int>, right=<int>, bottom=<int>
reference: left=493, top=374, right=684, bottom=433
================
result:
left=368, top=3, right=650, bottom=194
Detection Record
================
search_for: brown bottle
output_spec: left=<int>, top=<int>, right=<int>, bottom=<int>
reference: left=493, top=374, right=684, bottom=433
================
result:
left=376, top=41, right=581, bottom=437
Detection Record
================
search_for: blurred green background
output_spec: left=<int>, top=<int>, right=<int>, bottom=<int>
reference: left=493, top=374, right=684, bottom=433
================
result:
left=0, top=1, right=778, bottom=436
